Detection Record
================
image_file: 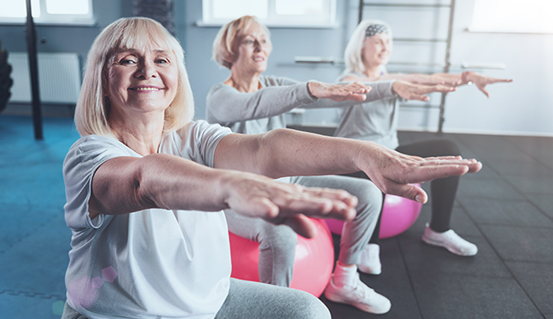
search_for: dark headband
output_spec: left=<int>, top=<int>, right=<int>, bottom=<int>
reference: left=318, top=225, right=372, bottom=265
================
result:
left=365, top=24, right=388, bottom=38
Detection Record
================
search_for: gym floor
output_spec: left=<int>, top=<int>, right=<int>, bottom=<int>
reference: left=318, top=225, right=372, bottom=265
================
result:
left=1, top=115, right=552, bottom=319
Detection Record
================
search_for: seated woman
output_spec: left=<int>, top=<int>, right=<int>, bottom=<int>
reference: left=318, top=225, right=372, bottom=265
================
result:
left=206, top=15, right=456, bottom=314
left=334, top=20, right=513, bottom=275
left=61, top=17, right=481, bottom=319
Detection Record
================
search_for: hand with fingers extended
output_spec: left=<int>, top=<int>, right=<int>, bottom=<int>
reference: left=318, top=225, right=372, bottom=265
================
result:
left=464, top=72, right=514, bottom=98
left=391, top=80, right=456, bottom=102
left=307, top=81, right=371, bottom=102
left=355, top=141, right=482, bottom=203
left=223, top=171, right=358, bottom=238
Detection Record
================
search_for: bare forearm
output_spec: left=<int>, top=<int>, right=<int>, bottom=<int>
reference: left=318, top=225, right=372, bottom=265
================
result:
left=256, top=129, right=482, bottom=201
left=90, top=154, right=232, bottom=216
left=139, top=154, right=234, bottom=212
left=214, top=129, right=482, bottom=204
left=384, top=73, right=462, bottom=86
left=252, top=129, right=369, bottom=178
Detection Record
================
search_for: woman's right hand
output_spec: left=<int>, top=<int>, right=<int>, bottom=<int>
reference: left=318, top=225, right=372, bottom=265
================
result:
left=221, top=171, right=358, bottom=238
left=307, top=81, right=371, bottom=102
left=392, top=80, right=457, bottom=101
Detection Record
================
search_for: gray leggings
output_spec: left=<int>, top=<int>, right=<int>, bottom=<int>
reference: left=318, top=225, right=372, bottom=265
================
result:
left=215, top=278, right=331, bottom=319
left=225, top=175, right=382, bottom=286
left=61, top=278, right=330, bottom=319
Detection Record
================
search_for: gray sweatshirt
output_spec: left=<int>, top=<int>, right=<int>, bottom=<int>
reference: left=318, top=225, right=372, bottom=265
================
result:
left=206, top=75, right=395, bottom=135
left=333, top=72, right=400, bottom=149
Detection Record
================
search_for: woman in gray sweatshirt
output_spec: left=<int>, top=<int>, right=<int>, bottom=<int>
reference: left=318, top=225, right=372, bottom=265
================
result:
left=206, top=15, right=454, bottom=314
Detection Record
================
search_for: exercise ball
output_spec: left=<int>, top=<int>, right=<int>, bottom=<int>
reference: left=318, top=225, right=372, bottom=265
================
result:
left=325, top=184, right=422, bottom=239
left=229, top=218, right=334, bottom=297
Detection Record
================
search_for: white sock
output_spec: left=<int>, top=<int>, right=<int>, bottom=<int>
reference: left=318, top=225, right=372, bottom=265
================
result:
left=333, top=262, right=357, bottom=287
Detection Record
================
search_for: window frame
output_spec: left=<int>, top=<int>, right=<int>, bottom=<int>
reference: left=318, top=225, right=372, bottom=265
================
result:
left=198, top=0, right=337, bottom=29
left=468, top=0, right=553, bottom=34
left=0, top=0, right=95, bottom=26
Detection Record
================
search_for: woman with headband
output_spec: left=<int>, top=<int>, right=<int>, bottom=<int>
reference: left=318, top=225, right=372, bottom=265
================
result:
left=206, top=15, right=457, bottom=314
left=334, top=20, right=513, bottom=275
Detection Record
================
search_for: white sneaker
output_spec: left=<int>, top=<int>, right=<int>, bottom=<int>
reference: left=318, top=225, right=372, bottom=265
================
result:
left=358, top=243, right=382, bottom=275
left=422, top=225, right=478, bottom=256
left=324, top=273, right=391, bottom=314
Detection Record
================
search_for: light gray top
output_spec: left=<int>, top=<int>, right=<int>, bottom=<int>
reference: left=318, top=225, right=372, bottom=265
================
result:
left=206, top=75, right=395, bottom=135
left=63, top=121, right=232, bottom=319
left=333, top=72, right=400, bottom=149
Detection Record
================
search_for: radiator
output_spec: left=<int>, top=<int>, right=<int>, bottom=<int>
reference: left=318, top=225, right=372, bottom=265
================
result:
left=7, top=52, right=81, bottom=104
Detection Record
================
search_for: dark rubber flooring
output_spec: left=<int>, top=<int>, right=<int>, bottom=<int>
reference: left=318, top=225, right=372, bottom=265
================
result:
left=1, top=115, right=552, bottom=318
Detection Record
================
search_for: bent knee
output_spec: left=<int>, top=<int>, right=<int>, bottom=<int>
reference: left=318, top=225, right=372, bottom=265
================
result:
left=354, top=179, right=383, bottom=207
left=283, top=290, right=331, bottom=319
left=258, top=224, right=297, bottom=250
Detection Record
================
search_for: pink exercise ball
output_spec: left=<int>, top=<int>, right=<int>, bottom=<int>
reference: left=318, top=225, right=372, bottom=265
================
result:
left=325, top=184, right=422, bottom=239
left=229, top=218, right=334, bottom=297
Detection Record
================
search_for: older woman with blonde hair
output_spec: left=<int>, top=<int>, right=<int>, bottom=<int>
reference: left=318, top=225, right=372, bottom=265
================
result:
left=60, top=16, right=481, bottom=319
left=206, top=15, right=462, bottom=314
left=334, top=20, right=513, bottom=275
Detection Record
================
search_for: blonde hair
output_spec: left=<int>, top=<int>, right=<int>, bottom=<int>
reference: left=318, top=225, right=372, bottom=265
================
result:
left=212, top=15, right=272, bottom=69
left=343, top=20, right=393, bottom=75
left=75, top=17, right=194, bottom=137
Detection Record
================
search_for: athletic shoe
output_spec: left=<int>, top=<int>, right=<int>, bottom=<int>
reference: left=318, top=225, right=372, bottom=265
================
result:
left=358, top=243, right=382, bottom=275
left=422, top=225, right=478, bottom=256
left=324, top=273, right=391, bottom=314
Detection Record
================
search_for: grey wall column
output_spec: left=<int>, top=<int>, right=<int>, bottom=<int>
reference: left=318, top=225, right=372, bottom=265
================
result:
left=131, top=0, right=175, bottom=35
left=25, top=0, right=43, bottom=140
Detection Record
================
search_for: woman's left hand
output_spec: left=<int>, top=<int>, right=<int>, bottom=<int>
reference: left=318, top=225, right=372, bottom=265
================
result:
left=307, top=81, right=371, bottom=102
left=466, top=73, right=514, bottom=98
left=355, top=142, right=482, bottom=204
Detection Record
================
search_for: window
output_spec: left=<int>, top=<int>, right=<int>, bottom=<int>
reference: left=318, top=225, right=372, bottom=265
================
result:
left=0, top=0, right=94, bottom=25
left=470, top=0, right=553, bottom=33
left=200, top=0, right=336, bottom=28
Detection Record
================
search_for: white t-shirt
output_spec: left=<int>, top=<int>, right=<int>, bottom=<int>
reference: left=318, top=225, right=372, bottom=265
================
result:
left=63, top=120, right=232, bottom=319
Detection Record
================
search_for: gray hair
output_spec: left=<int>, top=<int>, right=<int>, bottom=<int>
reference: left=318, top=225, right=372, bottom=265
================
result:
left=343, top=20, right=393, bottom=75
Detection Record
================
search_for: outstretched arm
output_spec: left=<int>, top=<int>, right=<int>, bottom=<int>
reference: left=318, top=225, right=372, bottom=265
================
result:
left=88, top=153, right=358, bottom=238
left=408, top=72, right=514, bottom=97
left=390, top=80, right=456, bottom=102
left=88, top=128, right=481, bottom=238
left=206, top=81, right=317, bottom=123
left=341, top=74, right=457, bottom=102
left=462, top=72, right=514, bottom=98
left=342, top=73, right=459, bottom=86
left=343, top=72, right=513, bottom=98
left=214, top=128, right=482, bottom=204
left=206, top=78, right=396, bottom=124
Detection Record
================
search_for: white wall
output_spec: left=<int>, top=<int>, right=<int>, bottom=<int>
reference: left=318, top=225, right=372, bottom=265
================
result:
left=439, top=0, right=553, bottom=136
left=181, top=0, right=553, bottom=136
left=344, top=0, right=553, bottom=136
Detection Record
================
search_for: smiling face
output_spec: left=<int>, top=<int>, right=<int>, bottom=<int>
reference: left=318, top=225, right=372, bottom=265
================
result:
left=106, top=45, right=179, bottom=119
left=361, top=32, right=391, bottom=69
left=232, top=22, right=272, bottom=75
